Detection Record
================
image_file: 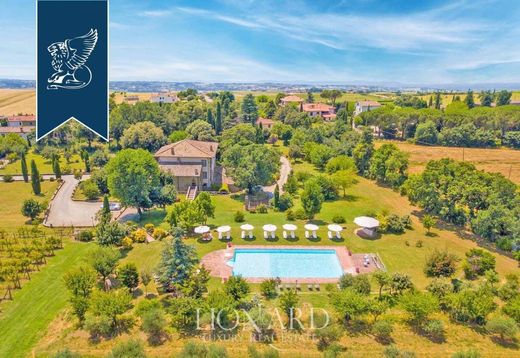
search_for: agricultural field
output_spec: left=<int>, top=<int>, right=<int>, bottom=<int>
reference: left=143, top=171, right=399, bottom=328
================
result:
left=376, top=140, right=520, bottom=184
left=0, top=89, right=36, bottom=116
left=417, top=91, right=520, bottom=107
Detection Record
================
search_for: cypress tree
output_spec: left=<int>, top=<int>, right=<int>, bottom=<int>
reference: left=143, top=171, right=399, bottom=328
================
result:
left=215, top=101, right=222, bottom=135
left=21, top=153, right=28, bottom=183
left=30, top=159, right=41, bottom=195
left=428, top=96, right=433, bottom=107
left=52, top=156, right=62, bottom=179
left=83, top=152, right=90, bottom=172
left=274, top=184, right=280, bottom=208
left=102, top=195, right=111, bottom=216
left=206, top=108, right=214, bottom=129
left=464, top=89, right=475, bottom=109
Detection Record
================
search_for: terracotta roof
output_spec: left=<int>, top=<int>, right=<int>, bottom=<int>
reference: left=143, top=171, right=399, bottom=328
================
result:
left=160, top=164, right=202, bottom=177
left=256, top=117, right=275, bottom=126
left=357, top=100, right=381, bottom=107
left=6, top=115, right=36, bottom=122
left=0, top=126, right=34, bottom=133
left=155, top=139, right=218, bottom=159
left=302, top=103, right=335, bottom=112
left=281, top=95, right=303, bottom=103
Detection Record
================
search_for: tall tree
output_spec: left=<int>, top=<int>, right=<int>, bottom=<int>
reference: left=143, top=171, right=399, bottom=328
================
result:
left=206, top=108, right=214, bottom=129
left=479, top=91, right=494, bottom=107
left=496, top=90, right=512, bottom=106
left=464, top=90, right=475, bottom=109
left=306, top=91, right=314, bottom=103
left=300, top=180, right=324, bottom=219
left=215, top=101, right=223, bottom=134
left=241, top=93, right=258, bottom=125
left=30, top=159, right=41, bottom=195
left=52, top=155, right=62, bottom=179
left=20, top=152, right=28, bottom=183
left=434, top=92, right=442, bottom=109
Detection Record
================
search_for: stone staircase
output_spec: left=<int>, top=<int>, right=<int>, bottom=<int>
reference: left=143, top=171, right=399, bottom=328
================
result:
left=186, top=184, right=198, bottom=201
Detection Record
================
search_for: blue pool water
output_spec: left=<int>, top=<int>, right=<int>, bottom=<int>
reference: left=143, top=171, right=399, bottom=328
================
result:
left=229, top=248, right=343, bottom=279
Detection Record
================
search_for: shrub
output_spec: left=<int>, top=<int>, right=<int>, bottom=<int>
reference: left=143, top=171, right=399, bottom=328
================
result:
left=121, top=236, right=133, bottom=249
left=314, top=325, right=342, bottom=351
left=277, top=193, right=293, bottom=212
left=451, top=349, right=481, bottom=358
left=257, top=204, right=268, bottom=213
left=234, top=210, right=245, bottom=222
left=486, top=315, right=519, bottom=341
left=383, top=345, right=416, bottom=358
left=260, top=278, right=279, bottom=299
left=422, top=319, right=445, bottom=340
left=77, top=230, right=94, bottom=242
left=79, top=179, right=100, bottom=200
left=108, top=339, right=146, bottom=358
left=50, top=348, right=81, bottom=358
left=415, top=240, right=423, bottom=248
left=424, top=250, right=459, bottom=278
left=385, top=214, right=406, bottom=233
left=294, top=208, right=307, bottom=220
left=144, top=223, right=155, bottom=233
left=152, top=228, right=167, bottom=240
left=285, top=209, right=296, bottom=221
left=219, top=183, right=230, bottom=194
left=332, top=215, right=345, bottom=224
left=132, top=229, right=147, bottom=243
left=3, top=174, right=13, bottom=182
left=141, top=308, right=167, bottom=345
left=463, top=249, right=496, bottom=280
left=372, top=319, right=393, bottom=342
left=339, top=274, right=371, bottom=295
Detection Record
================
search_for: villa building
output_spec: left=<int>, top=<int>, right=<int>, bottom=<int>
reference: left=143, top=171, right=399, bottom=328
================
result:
left=154, top=139, right=219, bottom=196
left=0, top=115, right=36, bottom=138
left=0, top=126, right=34, bottom=138
left=256, top=117, right=275, bottom=129
left=302, top=103, right=336, bottom=120
left=280, top=95, right=303, bottom=106
left=354, top=100, right=382, bottom=116
left=150, top=92, right=178, bottom=104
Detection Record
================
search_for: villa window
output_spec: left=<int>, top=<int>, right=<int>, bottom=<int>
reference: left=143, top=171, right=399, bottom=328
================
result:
left=202, top=171, right=208, bottom=179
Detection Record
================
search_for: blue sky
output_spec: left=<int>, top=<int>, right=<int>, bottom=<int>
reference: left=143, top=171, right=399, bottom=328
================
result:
left=1, top=0, right=520, bottom=84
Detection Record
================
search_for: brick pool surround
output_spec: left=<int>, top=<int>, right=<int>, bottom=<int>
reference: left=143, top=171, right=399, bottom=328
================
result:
left=201, top=245, right=362, bottom=283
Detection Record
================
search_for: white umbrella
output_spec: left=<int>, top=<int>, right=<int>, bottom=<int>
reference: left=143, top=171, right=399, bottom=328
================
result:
left=328, top=224, right=343, bottom=232
left=282, top=224, right=297, bottom=231
left=304, top=223, right=319, bottom=231
left=240, top=224, right=254, bottom=231
left=263, top=224, right=277, bottom=232
left=354, top=216, right=380, bottom=229
left=194, top=225, right=210, bottom=234
left=216, top=225, right=231, bottom=233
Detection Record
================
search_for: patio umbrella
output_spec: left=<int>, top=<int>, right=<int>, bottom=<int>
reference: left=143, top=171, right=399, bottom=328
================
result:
left=263, top=224, right=277, bottom=232
left=240, top=224, right=254, bottom=231
left=304, top=223, right=319, bottom=231
left=282, top=224, right=297, bottom=231
left=354, top=216, right=380, bottom=229
left=216, top=225, right=231, bottom=233
left=327, top=224, right=343, bottom=232
left=194, top=225, right=210, bottom=234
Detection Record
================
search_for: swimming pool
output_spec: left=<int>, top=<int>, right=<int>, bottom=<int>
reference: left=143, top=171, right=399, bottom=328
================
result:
left=229, top=248, right=344, bottom=279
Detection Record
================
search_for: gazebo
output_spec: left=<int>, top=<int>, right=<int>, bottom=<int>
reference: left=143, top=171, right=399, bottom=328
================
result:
left=354, top=216, right=380, bottom=237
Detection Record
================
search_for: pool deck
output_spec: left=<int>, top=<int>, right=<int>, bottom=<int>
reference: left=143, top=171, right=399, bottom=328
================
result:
left=201, top=245, right=381, bottom=283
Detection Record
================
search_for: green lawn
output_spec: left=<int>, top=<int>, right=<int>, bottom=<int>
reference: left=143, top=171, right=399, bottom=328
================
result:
left=0, top=240, right=94, bottom=358
left=0, top=151, right=84, bottom=175
left=0, top=181, right=58, bottom=231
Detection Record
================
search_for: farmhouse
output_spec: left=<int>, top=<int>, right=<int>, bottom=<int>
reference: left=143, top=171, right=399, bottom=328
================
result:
left=302, top=103, right=336, bottom=120
left=6, top=115, right=36, bottom=127
left=123, top=95, right=140, bottom=104
left=0, top=126, right=33, bottom=138
left=280, top=95, right=303, bottom=106
left=150, top=92, right=178, bottom=104
left=354, top=100, right=381, bottom=116
left=154, top=139, right=218, bottom=196
left=256, top=117, right=275, bottom=129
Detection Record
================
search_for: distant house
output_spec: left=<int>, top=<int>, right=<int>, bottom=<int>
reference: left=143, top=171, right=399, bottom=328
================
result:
left=302, top=103, right=336, bottom=120
left=0, top=126, right=34, bottom=138
left=511, top=100, right=520, bottom=106
left=154, top=139, right=219, bottom=194
left=123, top=95, right=140, bottom=104
left=256, top=117, right=276, bottom=129
left=280, top=95, right=303, bottom=106
left=150, top=92, right=178, bottom=104
left=6, top=115, right=36, bottom=127
left=354, top=101, right=381, bottom=116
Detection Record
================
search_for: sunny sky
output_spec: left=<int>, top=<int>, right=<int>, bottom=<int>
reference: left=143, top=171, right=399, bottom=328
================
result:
left=1, top=0, right=520, bottom=85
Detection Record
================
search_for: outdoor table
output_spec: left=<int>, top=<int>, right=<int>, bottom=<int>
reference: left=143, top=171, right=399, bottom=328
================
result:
left=354, top=216, right=380, bottom=237
left=263, top=224, right=277, bottom=239
left=282, top=223, right=297, bottom=238
left=327, top=224, right=343, bottom=239
left=240, top=224, right=254, bottom=239
left=216, top=225, right=231, bottom=240
left=304, top=223, right=319, bottom=238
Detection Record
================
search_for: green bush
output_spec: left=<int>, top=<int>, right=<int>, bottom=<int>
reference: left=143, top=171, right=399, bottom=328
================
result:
left=2, top=174, right=13, bottom=182
left=257, top=204, right=268, bottom=213
left=294, top=208, right=307, bottom=220
left=76, top=230, right=94, bottom=242
left=332, top=215, right=345, bottom=224
left=144, top=223, right=155, bottom=233
left=50, top=348, right=81, bottom=358
left=372, top=319, right=393, bottom=342
left=152, top=228, right=167, bottom=240
left=285, top=209, right=296, bottom=221
left=277, top=193, right=293, bottom=212
left=79, top=179, right=100, bottom=200
left=219, top=183, right=230, bottom=194
left=234, top=210, right=245, bottom=222
left=108, top=339, right=146, bottom=358
left=422, top=319, right=445, bottom=340
left=260, top=278, right=279, bottom=299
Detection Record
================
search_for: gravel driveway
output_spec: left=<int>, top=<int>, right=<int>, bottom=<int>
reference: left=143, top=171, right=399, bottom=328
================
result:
left=263, top=156, right=291, bottom=194
left=44, top=175, right=101, bottom=227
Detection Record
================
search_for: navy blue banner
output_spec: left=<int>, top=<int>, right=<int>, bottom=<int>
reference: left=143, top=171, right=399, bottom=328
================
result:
left=37, top=0, right=108, bottom=140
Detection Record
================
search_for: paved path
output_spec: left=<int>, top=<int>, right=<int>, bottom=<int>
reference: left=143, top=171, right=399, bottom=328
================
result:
left=263, top=156, right=291, bottom=194
left=0, top=174, right=56, bottom=181
left=44, top=175, right=101, bottom=227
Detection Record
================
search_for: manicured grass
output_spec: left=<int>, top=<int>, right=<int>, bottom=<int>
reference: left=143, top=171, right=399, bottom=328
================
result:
left=0, top=240, right=94, bottom=358
left=376, top=140, right=520, bottom=184
left=0, top=181, right=58, bottom=232
left=0, top=151, right=84, bottom=176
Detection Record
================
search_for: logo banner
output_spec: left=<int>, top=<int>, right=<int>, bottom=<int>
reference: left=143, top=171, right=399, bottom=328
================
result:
left=37, top=0, right=108, bottom=140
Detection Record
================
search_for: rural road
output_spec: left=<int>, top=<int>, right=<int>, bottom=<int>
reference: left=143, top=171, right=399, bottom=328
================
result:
left=263, top=156, right=291, bottom=194
left=44, top=175, right=101, bottom=227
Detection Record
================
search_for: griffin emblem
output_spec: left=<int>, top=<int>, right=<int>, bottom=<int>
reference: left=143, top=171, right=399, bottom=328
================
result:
left=47, top=29, right=98, bottom=90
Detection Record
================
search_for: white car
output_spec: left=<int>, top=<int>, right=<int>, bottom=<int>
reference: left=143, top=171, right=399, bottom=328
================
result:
left=100, top=202, right=121, bottom=211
